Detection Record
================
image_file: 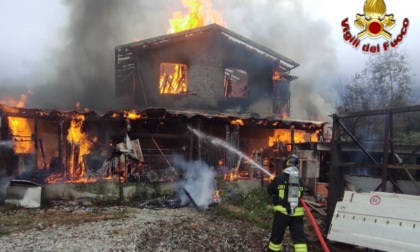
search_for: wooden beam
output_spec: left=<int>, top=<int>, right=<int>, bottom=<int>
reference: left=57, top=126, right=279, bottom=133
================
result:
left=335, top=104, right=420, bottom=118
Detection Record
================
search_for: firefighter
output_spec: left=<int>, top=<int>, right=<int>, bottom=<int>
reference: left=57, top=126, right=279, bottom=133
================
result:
left=267, top=154, right=307, bottom=252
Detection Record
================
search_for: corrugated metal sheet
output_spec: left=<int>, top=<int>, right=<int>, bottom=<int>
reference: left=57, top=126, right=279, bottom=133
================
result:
left=0, top=104, right=326, bottom=131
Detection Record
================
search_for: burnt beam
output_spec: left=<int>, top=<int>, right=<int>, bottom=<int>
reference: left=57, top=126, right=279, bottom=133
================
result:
left=336, top=118, right=377, bottom=164
left=326, top=114, right=344, bottom=234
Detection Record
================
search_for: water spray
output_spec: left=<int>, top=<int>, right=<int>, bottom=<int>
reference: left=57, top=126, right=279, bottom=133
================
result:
left=188, top=126, right=274, bottom=178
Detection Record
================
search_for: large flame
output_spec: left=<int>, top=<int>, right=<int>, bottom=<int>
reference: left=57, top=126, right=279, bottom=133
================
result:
left=159, top=63, right=187, bottom=94
left=67, top=115, right=92, bottom=180
left=160, top=0, right=226, bottom=95
left=168, top=0, right=226, bottom=33
left=3, top=93, right=34, bottom=154
left=8, top=117, right=33, bottom=154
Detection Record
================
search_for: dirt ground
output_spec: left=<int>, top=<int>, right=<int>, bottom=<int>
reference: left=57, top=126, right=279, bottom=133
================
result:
left=0, top=201, right=365, bottom=252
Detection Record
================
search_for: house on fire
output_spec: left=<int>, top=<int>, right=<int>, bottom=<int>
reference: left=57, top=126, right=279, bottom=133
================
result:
left=115, top=24, right=299, bottom=118
left=0, top=24, right=326, bottom=193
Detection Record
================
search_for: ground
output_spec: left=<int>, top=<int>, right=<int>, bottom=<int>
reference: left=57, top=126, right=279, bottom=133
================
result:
left=0, top=200, right=364, bottom=251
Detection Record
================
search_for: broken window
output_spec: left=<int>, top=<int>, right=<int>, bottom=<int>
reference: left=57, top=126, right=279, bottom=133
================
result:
left=159, top=63, right=188, bottom=94
left=224, top=68, right=248, bottom=98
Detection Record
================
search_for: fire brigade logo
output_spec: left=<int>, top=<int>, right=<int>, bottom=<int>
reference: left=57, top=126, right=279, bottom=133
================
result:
left=355, top=0, right=395, bottom=40
left=341, top=0, right=409, bottom=54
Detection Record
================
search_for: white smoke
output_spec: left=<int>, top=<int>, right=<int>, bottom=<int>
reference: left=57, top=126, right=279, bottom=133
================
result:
left=218, top=0, right=339, bottom=121
left=172, top=155, right=216, bottom=209
left=0, top=176, right=11, bottom=203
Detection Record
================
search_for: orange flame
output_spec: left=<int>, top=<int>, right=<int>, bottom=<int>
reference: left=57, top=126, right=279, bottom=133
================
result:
left=213, top=190, right=221, bottom=203
left=223, top=170, right=238, bottom=181
left=124, top=111, right=141, bottom=120
left=159, top=63, right=187, bottom=94
left=268, top=129, right=319, bottom=147
left=0, top=92, right=31, bottom=108
left=230, top=119, right=244, bottom=126
left=67, top=115, right=92, bottom=180
left=8, top=117, right=33, bottom=154
left=168, top=0, right=226, bottom=33
left=161, top=1, right=226, bottom=95
left=3, top=92, right=34, bottom=154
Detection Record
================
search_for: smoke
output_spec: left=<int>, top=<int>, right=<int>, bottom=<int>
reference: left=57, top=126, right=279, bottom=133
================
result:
left=3, top=0, right=338, bottom=120
left=0, top=177, right=11, bottom=203
left=218, top=0, right=339, bottom=121
left=27, top=0, right=179, bottom=111
left=172, top=155, right=216, bottom=209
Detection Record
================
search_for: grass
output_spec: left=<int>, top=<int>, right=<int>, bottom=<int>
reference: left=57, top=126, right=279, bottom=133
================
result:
left=209, top=186, right=273, bottom=230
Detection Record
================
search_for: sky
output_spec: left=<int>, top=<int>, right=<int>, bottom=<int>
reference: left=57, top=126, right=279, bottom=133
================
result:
left=0, top=0, right=418, bottom=121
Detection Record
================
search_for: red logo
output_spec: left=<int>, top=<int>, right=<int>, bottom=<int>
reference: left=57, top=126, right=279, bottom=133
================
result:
left=370, top=195, right=381, bottom=205
left=341, top=0, right=409, bottom=54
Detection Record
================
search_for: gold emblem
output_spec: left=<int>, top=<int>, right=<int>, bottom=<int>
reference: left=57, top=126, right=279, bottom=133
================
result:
left=355, top=0, right=395, bottom=40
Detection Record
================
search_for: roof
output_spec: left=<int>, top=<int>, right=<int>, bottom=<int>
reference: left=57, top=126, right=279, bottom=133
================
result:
left=115, top=23, right=299, bottom=74
left=0, top=104, right=325, bottom=132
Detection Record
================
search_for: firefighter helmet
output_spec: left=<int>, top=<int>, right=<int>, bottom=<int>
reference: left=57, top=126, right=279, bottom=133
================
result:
left=285, top=154, right=299, bottom=167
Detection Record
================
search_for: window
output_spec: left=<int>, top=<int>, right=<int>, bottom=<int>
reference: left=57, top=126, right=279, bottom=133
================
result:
left=224, top=68, right=248, bottom=98
left=159, top=63, right=188, bottom=94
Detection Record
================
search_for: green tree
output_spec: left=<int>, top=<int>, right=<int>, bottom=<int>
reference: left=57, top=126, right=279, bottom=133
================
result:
left=338, top=50, right=412, bottom=113
left=336, top=50, right=413, bottom=143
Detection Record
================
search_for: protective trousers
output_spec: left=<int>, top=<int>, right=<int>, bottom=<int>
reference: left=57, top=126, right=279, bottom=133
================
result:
left=267, top=211, right=307, bottom=252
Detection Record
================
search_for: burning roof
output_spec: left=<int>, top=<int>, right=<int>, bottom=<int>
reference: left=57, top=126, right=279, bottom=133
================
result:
left=0, top=104, right=324, bottom=131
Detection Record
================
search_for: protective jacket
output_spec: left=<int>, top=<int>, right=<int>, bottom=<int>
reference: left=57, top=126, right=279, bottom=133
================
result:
left=267, top=173, right=305, bottom=216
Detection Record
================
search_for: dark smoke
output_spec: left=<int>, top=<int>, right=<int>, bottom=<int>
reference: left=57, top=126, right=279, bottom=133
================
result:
left=28, top=0, right=178, bottom=112
left=14, top=0, right=337, bottom=120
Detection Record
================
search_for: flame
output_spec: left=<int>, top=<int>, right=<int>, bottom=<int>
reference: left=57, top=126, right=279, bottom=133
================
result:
left=2, top=93, right=34, bottom=154
left=230, top=119, right=244, bottom=126
left=268, top=129, right=319, bottom=147
left=223, top=169, right=239, bottom=181
left=310, top=130, right=322, bottom=142
left=159, top=63, right=188, bottom=94
left=67, top=115, right=92, bottom=180
left=8, top=117, right=33, bottom=154
left=168, top=0, right=226, bottom=33
left=124, top=111, right=141, bottom=120
left=0, top=92, right=31, bottom=108
left=163, top=0, right=227, bottom=93
left=213, top=190, right=221, bottom=203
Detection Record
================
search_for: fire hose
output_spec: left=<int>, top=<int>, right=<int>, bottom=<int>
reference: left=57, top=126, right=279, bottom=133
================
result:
left=299, top=198, right=330, bottom=252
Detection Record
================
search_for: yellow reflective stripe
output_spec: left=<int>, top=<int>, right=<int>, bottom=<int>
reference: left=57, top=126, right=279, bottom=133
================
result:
left=278, top=185, right=285, bottom=199
left=269, top=241, right=282, bottom=251
left=273, top=205, right=305, bottom=216
left=294, top=243, right=308, bottom=252
left=293, top=207, right=304, bottom=216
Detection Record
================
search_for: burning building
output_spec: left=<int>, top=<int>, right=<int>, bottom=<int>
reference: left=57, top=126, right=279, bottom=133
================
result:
left=115, top=23, right=299, bottom=118
left=1, top=21, right=327, bottom=204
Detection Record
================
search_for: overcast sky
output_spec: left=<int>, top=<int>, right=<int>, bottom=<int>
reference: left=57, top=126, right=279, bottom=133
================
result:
left=0, top=0, right=418, bottom=120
